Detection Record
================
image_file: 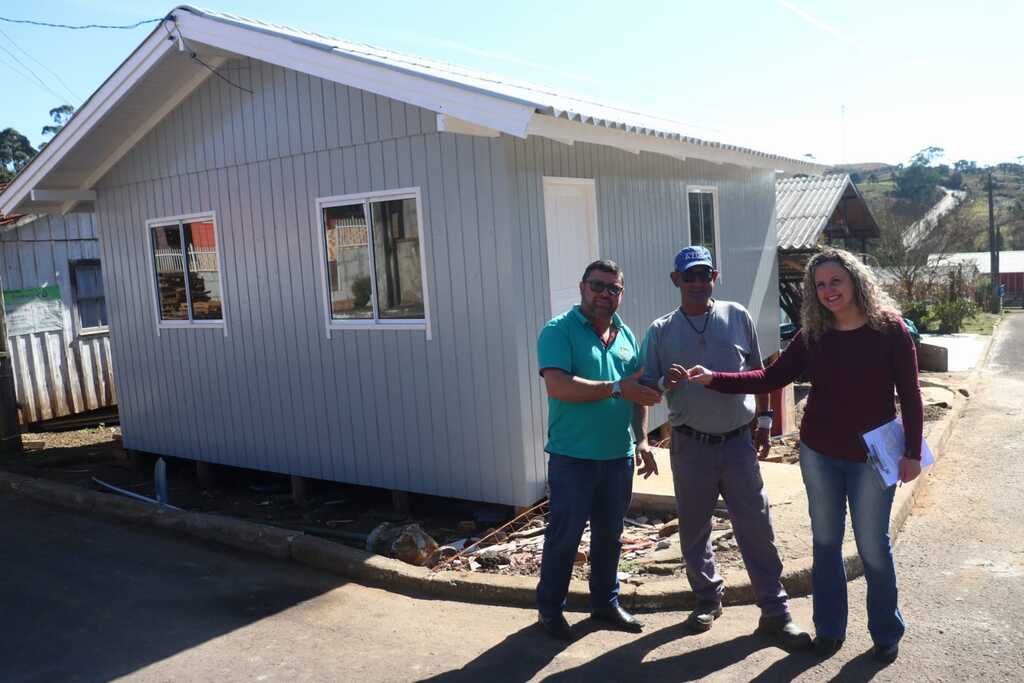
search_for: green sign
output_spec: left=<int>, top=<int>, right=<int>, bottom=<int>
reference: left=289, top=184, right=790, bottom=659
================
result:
left=3, top=285, right=64, bottom=337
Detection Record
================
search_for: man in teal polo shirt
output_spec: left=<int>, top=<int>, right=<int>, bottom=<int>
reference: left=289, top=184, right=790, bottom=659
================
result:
left=535, top=259, right=662, bottom=641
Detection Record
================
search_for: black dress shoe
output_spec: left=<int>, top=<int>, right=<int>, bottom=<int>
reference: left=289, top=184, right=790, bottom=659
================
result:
left=756, top=614, right=813, bottom=651
left=683, top=603, right=723, bottom=633
left=873, top=642, right=899, bottom=664
left=538, top=613, right=576, bottom=641
left=590, top=604, right=643, bottom=632
left=813, top=636, right=845, bottom=657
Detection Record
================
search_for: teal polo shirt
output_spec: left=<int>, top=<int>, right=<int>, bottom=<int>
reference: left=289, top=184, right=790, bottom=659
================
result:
left=538, top=305, right=641, bottom=460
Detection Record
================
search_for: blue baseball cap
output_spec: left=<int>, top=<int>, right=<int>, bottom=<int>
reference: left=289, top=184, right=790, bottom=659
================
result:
left=674, top=245, right=714, bottom=272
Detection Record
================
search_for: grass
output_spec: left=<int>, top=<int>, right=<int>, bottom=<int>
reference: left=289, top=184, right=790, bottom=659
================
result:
left=960, top=310, right=1002, bottom=335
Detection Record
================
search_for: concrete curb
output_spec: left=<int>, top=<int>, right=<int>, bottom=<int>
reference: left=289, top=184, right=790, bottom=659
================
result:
left=0, top=334, right=992, bottom=611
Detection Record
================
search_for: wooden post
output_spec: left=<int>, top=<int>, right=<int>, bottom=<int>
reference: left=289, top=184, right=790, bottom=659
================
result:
left=291, top=475, right=308, bottom=508
left=391, top=489, right=410, bottom=514
left=196, top=461, right=214, bottom=491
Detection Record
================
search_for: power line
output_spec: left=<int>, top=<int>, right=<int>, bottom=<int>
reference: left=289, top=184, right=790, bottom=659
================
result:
left=161, top=18, right=253, bottom=95
left=0, top=16, right=164, bottom=30
left=0, top=25, right=80, bottom=104
left=0, top=38, right=70, bottom=104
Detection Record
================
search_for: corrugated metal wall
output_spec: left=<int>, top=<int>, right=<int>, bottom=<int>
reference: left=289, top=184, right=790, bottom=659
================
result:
left=502, top=137, right=781, bottom=492
left=96, top=57, right=529, bottom=505
left=95, top=56, right=779, bottom=507
left=0, top=213, right=116, bottom=424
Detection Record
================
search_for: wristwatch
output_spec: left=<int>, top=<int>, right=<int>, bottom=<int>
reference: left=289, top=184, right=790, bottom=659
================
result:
left=611, top=380, right=623, bottom=399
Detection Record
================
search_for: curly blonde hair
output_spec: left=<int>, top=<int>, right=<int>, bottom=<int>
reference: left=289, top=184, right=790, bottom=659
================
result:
left=800, top=247, right=900, bottom=343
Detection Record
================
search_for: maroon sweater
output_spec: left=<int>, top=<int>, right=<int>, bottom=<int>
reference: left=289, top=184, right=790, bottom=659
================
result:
left=709, top=320, right=923, bottom=462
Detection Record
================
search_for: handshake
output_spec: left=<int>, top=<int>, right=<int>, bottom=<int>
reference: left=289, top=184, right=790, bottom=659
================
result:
left=662, top=364, right=713, bottom=391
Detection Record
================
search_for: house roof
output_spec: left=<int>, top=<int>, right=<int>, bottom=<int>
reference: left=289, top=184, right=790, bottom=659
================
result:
left=929, top=250, right=1024, bottom=275
left=775, top=173, right=879, bottom=251
left=0, top=5, right=825, bottom=217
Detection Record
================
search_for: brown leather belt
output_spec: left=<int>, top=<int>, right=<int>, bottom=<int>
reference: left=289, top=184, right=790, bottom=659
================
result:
left=673, top=422, right=748, bottom=446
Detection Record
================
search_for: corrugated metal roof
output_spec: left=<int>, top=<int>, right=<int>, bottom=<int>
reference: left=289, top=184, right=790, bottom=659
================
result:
left=775, top=174, right=850, bottom=250
left=929, top=251, right=1024, bottom=274
left=180, top=5, right=821, bottom=170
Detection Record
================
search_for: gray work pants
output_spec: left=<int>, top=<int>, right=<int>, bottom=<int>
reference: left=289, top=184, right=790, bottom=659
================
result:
left=670, top=428, right=789, bottom=616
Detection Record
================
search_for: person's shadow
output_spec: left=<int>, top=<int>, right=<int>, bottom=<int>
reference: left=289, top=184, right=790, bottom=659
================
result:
left=424, top=618, right=826, bottom=682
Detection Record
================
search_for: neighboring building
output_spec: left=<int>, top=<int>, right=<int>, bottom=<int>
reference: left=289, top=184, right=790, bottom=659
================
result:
left=0, top=7, right=823, bottom=506
left=930, top=250, right=1024, bottom=306
left=0, top=206, right=115, bottom=424
left=775, top=174, right=880, bottom=325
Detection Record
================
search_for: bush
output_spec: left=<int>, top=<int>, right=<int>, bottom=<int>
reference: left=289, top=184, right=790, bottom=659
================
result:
left=902, top=302, right=934, bottom=332
left=932, top=298, right=977, bottom=333
left=352, top=275, right=372, bottom=309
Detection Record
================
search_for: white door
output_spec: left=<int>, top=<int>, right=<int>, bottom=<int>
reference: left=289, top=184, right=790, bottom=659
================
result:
left=542, top=178, right=599, bottom=317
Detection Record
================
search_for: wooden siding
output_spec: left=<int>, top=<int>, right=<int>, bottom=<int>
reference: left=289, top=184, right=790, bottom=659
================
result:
left=96, top=58, right=529, bottom=505
left=0, top=213, right=116, bottom=424
left=503, top=137, right=780, bottom=490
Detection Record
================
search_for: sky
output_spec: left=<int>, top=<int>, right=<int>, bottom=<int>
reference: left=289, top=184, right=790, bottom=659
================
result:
left=1, top=0, right=1022, bottom=167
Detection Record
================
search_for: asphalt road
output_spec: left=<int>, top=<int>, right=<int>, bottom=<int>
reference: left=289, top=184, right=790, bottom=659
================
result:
left=2, top=312, right=1022, bottom=682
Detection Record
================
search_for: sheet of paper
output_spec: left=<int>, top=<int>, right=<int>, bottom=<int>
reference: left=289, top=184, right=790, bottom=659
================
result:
left=861, top=417, right=934, bottom=487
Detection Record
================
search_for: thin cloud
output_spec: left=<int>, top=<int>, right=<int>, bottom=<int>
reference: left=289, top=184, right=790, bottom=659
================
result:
left=778, top=1, right=867, bottom=52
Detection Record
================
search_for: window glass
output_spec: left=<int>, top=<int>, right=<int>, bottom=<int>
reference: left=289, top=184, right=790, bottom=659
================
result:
left=151, top=225, right=188, bottom=320
left=323, top=204, right=373, bottom=319
left=71, top=261, right=107, bottom=329
left=688, top=191, right=718, bottom=267
left=371, top=198, right=424, bottom=320
left=184, top=220, right=222, bottom=320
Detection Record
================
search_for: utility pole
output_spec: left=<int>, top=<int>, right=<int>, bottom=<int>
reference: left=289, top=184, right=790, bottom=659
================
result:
left=988, top=172, right=1001, bottom=313
left=0, top=286, right=23, bottom=457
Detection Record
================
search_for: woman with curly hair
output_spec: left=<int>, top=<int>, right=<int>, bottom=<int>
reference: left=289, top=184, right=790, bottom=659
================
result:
left=680, top=247, right=923, bottom=664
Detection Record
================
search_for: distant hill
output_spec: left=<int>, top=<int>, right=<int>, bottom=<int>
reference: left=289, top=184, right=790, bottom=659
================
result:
left=830, top=162, right=895, bottom=175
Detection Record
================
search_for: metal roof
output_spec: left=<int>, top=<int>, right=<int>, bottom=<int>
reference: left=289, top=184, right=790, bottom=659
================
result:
left=929, top=251, right=1024, bottom=274
left=775, top=174, right=874, bottom=251
left=181, top=5, right=822, bottom=171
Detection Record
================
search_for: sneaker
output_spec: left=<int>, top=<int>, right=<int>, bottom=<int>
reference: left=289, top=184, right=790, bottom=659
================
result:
left=813, top=636, right=845, bottom=657
left=755, top=613, right=813, bottom=651
left=684, top=603, right=723, bottom=632
left=873, top=642, right=899, bottom=664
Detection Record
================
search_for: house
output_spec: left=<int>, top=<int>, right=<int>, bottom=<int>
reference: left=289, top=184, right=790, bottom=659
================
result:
left=775, top=173, right=880, bottom=325
left=929, top=250, right=1024, bottom=307
left=0, top=200, right=115, bottom=425
left=0, top=6, right=823, bottom=506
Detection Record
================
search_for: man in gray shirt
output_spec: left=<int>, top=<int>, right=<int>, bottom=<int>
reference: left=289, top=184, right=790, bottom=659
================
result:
left=641, top=245, right=810, bottom=651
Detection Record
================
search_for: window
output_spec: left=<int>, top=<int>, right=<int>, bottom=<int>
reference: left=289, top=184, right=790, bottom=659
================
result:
left=318, top=189, right=429, bottom=333
left=687, top=187, right=720, bottom=268
left=70, top=260, right=108, bottom=332
left=147, top=214, right=224, bottom=326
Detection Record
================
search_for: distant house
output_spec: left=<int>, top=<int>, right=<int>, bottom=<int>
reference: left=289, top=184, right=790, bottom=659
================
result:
left=775, top=174, right=880, bottom=325
left=0, top=203, right=115, bottom=425
left=930, top=250, right=1024, bottom=307
left=0, top=6, right=823, bottom=506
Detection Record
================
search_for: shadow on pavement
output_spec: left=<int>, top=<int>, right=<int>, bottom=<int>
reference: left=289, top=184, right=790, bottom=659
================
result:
left=0, top=496, right=349, bottom=683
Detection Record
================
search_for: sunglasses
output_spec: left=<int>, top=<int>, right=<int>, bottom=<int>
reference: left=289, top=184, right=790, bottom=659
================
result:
left=680, top=269, right=714, bottom=283
left=586, top=280, right=624, bottom=296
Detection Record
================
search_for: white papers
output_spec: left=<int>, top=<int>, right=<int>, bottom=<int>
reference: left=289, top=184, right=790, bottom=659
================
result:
left=860, top=417, right=935, bottom=487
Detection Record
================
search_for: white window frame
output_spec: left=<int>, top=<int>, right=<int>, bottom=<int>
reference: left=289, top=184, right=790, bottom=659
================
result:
left=315, top=187, right=432, bottom=340
left=686, top=185, right=723, bottom=276
left=69, top=258, right=109, bottom=336
left=145, top=211, right=228, bottom=336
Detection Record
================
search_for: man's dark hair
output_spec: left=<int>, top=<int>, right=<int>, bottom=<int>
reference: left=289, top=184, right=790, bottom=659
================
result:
left=581, top=259, right=622, bottom=283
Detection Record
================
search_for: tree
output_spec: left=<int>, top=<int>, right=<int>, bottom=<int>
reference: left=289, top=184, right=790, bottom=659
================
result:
left=39, top=105, right=75, bottom=149
left=953, top=159, right=977, bottom=174
left=0, top=128, right=36, bottom=183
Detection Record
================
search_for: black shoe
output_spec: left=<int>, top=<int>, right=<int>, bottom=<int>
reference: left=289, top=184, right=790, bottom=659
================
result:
left=756, top=613, right=813, bottom=651
left=684, top=603, right=723, bottom=633
left=590, top=604, right=643, bottom=633
left=873, top=642, right=899, bottom=664
left=813, top=636, right=845, bottom=657
left=537, top=613, right=576, bottom=642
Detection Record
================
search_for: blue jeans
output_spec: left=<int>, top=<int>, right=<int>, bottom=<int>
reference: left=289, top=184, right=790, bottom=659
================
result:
left=537, top=453, right=634, bottom=617
left=799, top=443, right=906, bottom=646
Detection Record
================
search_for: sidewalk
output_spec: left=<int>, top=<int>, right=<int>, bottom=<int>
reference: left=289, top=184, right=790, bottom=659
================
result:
left=0, top=338, right=993, bottom=612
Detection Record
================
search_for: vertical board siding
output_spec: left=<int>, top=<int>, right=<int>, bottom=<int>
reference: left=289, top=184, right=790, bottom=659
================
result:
left=0, top=213, right=116, bottom=424
left=503, top=136, right=780, bottom=499
left=97, top=57, right=526, bottom=505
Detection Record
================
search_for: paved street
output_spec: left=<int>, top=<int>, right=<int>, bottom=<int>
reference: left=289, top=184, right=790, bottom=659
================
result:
left=2, top=312, right=1022, bottom=682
